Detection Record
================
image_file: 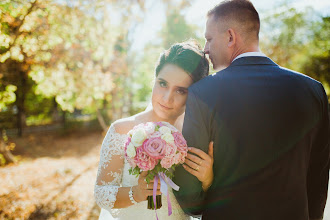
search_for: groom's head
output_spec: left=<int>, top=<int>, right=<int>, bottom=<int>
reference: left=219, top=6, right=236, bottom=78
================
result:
left=204, top=0, right=260, bottom=70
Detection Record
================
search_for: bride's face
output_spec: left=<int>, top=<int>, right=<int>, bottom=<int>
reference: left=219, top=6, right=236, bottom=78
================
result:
left=152, top=63, right=193, bottom=122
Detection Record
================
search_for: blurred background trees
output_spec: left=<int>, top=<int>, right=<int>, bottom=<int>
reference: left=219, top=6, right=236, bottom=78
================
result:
left=0, top=1, right=329, bottom=218
left=0, top=0, right=329, bottom=145
left=260, top=6, right=329, bottom=87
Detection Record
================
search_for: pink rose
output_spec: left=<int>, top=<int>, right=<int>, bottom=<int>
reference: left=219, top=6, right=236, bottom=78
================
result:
left=165, top=143, right=177, bottom=156
left=149, top=131, right=162, bottom=138
left=127, top=157, right=137, bottom=168
left=160, top=155, right=174, bottom=169
left=173, top=153, right=182, bottom=164
left=155, top=122, right=164, bottom=127
left=177, top=151, right=187, bottom=164
left=172, top=132, right=188, bottom=153
left=124, top=137, right=131, bottom=155
left=142, top=137, right=166, bottom=159
left=134, top=146, right=157, bottom=171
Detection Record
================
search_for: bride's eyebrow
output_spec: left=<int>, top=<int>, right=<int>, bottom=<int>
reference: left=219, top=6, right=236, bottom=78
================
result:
left=158, top=77, right=188, bottom=90
left=157, top=77, right=167, bottom=82
left=176, top=86, right=188, bottom=90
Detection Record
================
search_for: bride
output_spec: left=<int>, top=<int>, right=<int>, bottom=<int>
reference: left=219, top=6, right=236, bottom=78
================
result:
left=94, top=40, right=214, bottom=220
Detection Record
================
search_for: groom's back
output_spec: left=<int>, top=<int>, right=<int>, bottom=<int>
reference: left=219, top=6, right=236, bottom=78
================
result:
left=192, top=56, right=329, bottom=220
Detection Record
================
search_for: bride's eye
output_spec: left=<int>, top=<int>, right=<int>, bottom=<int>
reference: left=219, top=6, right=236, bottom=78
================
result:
left=159, top=81, right=167, bottom=87
left=176, top=89, right=187, bottom=95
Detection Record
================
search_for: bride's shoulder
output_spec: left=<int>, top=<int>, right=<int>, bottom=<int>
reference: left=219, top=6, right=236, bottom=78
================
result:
left=111, top=112, right=148, bottom=135
left=110, top=118, right=135, bottom=135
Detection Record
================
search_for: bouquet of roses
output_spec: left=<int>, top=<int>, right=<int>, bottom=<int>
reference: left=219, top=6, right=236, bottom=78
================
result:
left=124, top=121, right=188, bottom=214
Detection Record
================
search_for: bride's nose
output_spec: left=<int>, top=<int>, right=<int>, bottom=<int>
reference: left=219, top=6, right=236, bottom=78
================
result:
left=162, top=90, right=173, bottom=104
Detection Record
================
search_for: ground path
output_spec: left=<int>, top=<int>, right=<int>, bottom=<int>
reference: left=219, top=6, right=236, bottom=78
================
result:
left=0, top=130, right=103, bottom=219
left=0, top=130, right=329, bottom=219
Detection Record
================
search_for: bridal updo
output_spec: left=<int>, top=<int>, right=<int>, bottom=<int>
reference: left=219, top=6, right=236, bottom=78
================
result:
left=155, top=40, right=209, bottom=83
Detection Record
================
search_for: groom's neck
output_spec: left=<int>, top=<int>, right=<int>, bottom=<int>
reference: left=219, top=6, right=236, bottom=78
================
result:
left=230, top=43, right=260, bottom=63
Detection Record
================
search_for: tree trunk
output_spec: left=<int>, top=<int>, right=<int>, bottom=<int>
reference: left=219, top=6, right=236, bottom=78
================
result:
left=111, top=89, right=117, bottom=120
left=51, top=97, right=61, bottom=123
left=16, top=71, right=27, bottom=137
left=0, top=130, right=15, bottom=165
left=96, top=109, right=108, bottom=132
left=61, top=110, right=66, bottom=125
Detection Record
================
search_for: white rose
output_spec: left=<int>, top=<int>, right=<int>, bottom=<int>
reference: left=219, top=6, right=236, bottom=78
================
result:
left=161, top=122, right=177, bottom=132
left=126, top=143, right=136, bottom=158
left=161, top=133, right=174, bottom=144
left=145, top=122, right=156, bottom=135
left=159, top=126, right=171, bottom=134
left=131, top=129, right=147, bottom=147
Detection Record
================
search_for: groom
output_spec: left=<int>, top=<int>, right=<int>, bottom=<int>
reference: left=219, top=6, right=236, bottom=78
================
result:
left=173, top=0, right=330, bottom=220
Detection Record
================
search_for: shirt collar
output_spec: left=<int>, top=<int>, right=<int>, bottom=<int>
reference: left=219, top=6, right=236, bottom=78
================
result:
left=232, top=52, right=267, bottom=62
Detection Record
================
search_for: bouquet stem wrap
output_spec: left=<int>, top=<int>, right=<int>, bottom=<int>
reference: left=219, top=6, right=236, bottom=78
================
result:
left=152, top=172, right=180, bottom=219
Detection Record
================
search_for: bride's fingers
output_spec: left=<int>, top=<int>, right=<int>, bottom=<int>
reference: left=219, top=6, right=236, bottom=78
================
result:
left=140, top=171, right=148, bottom=177
left=183, top=164, right=199, bottom=178
left=186, top=153, right=203, bottom=165
left=208, top=142, right=214, bottom=158
left=146, top=184, right=161, bottom=190
left=184, top=159, right=201, bottom=171
left=146, top=189, right=162, bottom=196
left=188, top=147, right=210, bottom=161
left=145, top=180, right=161, bottom=188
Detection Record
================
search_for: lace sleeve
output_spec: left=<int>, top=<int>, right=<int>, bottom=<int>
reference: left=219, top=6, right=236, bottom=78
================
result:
left=94, top=124, right=128, bottom=211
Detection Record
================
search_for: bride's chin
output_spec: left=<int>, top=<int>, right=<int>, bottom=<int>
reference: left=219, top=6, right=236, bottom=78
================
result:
left=153, top=108, right=175, bottom=122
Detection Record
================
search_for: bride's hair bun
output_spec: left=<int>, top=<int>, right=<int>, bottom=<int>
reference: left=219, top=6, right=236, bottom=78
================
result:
left=155, top=40, right=209, bottom=83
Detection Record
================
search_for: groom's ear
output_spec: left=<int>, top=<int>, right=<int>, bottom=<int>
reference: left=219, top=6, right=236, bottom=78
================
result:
left=227, top=29, right=236, bottom=48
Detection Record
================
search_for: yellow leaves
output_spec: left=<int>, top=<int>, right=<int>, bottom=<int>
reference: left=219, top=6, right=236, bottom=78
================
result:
left=10, top=46, right=23, bottom=61
left=0, top=35, right=10, bottom=48
left=0, top=85, right=17, bottom=111
left=30, top=65, right=45, bottom=83
left=0, top=51, right=10, bottom=63
left=6, top=142, right=15, bottom=151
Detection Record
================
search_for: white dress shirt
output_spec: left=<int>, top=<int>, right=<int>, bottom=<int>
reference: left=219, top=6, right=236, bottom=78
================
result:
left=232, top=52, right=267, bottom=62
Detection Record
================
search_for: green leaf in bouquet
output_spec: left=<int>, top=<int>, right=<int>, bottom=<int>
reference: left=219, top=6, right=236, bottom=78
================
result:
left=146, top=171, right=156, bottom=184
left=129, top=166, right=141, bottom=177
left=164, top=170, right=174, bottom=179
left=146, top=176, right=150, bottom=184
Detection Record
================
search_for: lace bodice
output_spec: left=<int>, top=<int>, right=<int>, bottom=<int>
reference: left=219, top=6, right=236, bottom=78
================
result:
left=94, top=123, right=191, bottom=220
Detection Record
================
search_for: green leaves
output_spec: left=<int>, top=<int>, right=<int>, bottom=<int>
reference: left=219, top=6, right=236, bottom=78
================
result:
left=261, top=6, right=329, bottom=98
left=0, top=85, right=17, bottom=111
left=128, top=166, right=141, bottom=178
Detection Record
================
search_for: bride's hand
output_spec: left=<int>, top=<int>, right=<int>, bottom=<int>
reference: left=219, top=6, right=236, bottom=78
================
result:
left=133, top=171, right=161, bottom=202
left=183, top=142, right=214, bottom=192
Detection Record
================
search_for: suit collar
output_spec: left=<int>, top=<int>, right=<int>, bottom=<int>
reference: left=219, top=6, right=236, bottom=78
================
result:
left=229, top=56, right=278, bottom=67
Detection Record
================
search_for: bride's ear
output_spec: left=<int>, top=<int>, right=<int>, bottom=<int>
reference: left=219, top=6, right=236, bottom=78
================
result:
left=227, top=29, right=236, bottom=48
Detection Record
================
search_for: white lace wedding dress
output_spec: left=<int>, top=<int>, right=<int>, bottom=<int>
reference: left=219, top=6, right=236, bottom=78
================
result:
left=94, top=124, right=191, bottom=220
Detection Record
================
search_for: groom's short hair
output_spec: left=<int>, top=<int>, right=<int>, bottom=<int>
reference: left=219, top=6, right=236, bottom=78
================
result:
left=207, top=0, right=260, bottom=41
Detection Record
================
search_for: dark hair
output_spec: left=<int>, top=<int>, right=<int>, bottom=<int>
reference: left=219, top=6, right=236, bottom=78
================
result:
left=207, top=0, right=260, bottom=40
left=155, top=40, right=209, bottom=83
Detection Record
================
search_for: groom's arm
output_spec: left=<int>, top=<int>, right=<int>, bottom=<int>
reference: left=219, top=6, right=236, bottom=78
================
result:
left=173, top=86, right=211, bottom=216
left=307, top=84, right=330, bottom=220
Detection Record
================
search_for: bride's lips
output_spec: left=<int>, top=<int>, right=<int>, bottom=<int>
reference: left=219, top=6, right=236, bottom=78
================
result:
left=158, top=103, right=172, bottom=110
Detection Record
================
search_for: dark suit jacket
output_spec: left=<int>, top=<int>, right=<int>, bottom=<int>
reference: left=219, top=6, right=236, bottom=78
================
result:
left=173, top=56, right=330, bottom=220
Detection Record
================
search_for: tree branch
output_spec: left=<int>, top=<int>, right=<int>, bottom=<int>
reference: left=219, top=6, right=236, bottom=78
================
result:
left=0, top=0, right=38, bottom=55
